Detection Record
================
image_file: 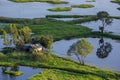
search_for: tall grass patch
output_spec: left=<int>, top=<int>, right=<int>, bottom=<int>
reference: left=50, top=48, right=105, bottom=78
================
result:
left=71, top=4, right=94, bottom=8
left=48, top=7, right=72, bottom=12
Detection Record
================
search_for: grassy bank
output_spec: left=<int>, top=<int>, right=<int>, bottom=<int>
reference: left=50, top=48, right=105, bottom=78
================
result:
left=48, top=7, right=72, bottom=12
left=28, top=69, right=104, bottom=80
left=71, top=4, right=94, bottom=8
left=0, top=52, right=120, bottom=80
left=9, top=0, right=68, bottom=4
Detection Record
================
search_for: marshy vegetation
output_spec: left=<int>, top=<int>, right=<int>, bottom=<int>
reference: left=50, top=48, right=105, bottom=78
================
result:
left=0, top=51, right=120, bottom=80
left=0, top=0, right=120, bottom=79
left=9, top=0, right=69, bottom=4
left=71, top=4, right=94, bottom=8
left=48, top=7, right=72, bottom=12
left=4, top=70, right=23, bottom=76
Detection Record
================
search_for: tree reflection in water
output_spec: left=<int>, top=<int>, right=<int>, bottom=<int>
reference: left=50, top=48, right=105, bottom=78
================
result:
left=96, top=37, right=112, bottom=58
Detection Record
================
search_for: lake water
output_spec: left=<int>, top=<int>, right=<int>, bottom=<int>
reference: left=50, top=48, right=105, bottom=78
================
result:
left=0, top=66, right=43, bottom=80
left=53, top=38, right=120, bottom=71
left=0, top=0, right=119, bottom=18
left=81, top=19, right=120, bottom=35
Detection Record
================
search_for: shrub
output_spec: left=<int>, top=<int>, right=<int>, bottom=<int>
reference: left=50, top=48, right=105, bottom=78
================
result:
left=30, top=51, right=52, bottom=62
left=0, top=52, right=6, bottom=60
left=39, top=35, right=53, bottom=49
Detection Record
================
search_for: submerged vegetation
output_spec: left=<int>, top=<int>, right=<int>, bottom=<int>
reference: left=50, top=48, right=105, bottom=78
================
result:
left=48, top=7, right=72, bottom=12
left=71, top=4, right=94, bottom=8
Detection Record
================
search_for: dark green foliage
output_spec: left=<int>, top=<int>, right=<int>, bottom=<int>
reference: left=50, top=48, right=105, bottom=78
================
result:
left=0, top=16, right=32, bottom=24
left=97, top=11, right=112, bottom=33
left=39, top=35, right=53, bottom=49
left=66, top=16, right=98, bottom=24
left=111, top=0, right=120, bottom=4
left=97, top=11, right=109, bottom=20
left=1, top=47, right=15, bottom=54
left=30, top=52, right=52, bottom=62
left=46, top=14, right=96, bottom=18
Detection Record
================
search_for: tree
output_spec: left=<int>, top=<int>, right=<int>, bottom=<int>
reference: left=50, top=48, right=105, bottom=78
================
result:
left=19, top=26, right=31, bottom=43
left=3, top=30, right=8, bottom=47
left=67, top=39, right=93, bottom=65
left=40, top=35, right=53, bottom=50
left=9, top=24, right=19, bottom=44
left=97, top=11, right=112, bottom=33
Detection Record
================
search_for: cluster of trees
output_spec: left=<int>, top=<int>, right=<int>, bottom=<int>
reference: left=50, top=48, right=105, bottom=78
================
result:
left=1, top=24, right=31, bottom=50
left=1, top=24, right=54, bottom=52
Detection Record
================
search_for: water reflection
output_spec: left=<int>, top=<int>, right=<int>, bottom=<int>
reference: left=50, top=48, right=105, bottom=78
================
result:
left=96, top=37, right=112, bottom=58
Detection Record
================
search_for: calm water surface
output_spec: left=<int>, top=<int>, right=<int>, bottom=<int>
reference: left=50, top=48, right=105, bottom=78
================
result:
left=53, top=38, right=120, bottom=71
left=0, top=0, right=119, bottom=18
